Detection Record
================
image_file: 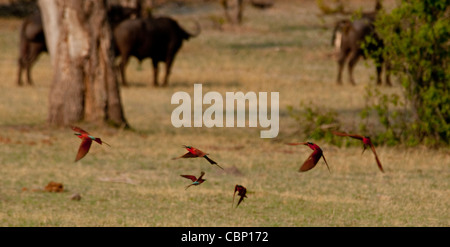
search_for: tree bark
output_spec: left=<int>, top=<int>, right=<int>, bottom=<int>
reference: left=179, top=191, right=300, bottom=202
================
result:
left=38, top=0, right=128, bottom=127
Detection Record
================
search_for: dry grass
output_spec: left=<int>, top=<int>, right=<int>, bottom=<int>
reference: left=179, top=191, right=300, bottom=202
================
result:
left=0, top=0, right=448, bottom=227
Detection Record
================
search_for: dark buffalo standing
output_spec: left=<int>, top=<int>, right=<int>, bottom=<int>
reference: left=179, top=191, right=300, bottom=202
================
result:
left=17, top=5, right=140, bottom=86
left=113, top=16, right=200, bottom=87
left=17, top=10, right=47, bottom=86
left=331, top=17, right=390, bottom=86
left=330, top=0, right=390, bottom=86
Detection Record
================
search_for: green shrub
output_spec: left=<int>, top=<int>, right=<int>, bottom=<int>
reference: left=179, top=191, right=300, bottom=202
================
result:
left=374, top=0, right=449, bottom=146
left=359, top=85, right=411, bottom=146
left=287, top=102, right=343, bottom=146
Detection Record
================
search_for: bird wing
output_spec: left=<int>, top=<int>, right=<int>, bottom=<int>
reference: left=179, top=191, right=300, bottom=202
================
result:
left=197, top=171, right=206, bottom=180
left=192, top=148, right=207, bottom=157
left=232, top=185, right=239, bottom=207
left=237, top=195, right=245, bottom=207
left=332, top=131, right=364, bottom=140
left=75, top=137, right=92, bottom=162
left=370, top=144, right=384, bottom=173
left=299, top=150, right=320, bottom=172
left=173, top=152, right=198, bottom=160
left=180, top=175, right=198, bottom=182
left=72, top=126, right=89, bottom=135
left=236, top=187, right=247, bottom=207
left=287, top=142, right=308, bottom=146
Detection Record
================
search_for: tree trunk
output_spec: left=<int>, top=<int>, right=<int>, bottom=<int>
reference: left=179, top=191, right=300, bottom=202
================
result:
left=38, top=0, right=128, bottom=127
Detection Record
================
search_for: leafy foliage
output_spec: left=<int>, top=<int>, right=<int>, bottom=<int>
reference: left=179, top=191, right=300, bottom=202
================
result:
left=287, top=102, right=343, bottom=146
left=359, top=85, right=414, bottom=146
left=374, top=0, right=449, bottom=145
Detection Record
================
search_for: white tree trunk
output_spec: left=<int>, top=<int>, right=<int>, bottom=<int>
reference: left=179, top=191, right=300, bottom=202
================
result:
left=37, top=0, right=60, bottom=66
left=38, top=0, right=127, bottom=127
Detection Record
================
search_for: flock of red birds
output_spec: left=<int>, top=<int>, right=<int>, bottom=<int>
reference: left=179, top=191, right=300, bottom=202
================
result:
left=172, top=145, right=248, bottom=208
left=287, top=131, right=384, bottom=173
left=72, top=126, right=385, bottom=209
left=72, top=126, right=248, bottom=208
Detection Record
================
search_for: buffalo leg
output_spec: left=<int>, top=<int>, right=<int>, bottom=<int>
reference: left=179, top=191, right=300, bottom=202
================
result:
left=17, top=58, right=24, bottom=86
left=25, top=43, right=45, bottom=86
left=26, top=61, right=33, bottom=86
left=162, top=56, right=174, bottom=87
left=119, top=56, right=129, bottom=87
left=17, top=38, right=27, bottom=86
left=347, top=52, right=360, bottom=85
left=152, top=59, right=159, bottom=87
left=336, top=50, right=349, bottom=85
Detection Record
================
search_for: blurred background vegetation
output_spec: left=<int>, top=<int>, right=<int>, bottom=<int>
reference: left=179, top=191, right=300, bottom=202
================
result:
left=0, top=0, right=448, bottom=146
left=290, top=0, right=449, bottom=147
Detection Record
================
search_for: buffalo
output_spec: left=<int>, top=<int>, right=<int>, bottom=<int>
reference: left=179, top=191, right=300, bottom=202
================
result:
left=17, top=5, right=140, bottom=86
left=17, top=10, right=46, bottom=86
left=331, top=17, right=390, bottom=86
left=331, top=0, right=390, bottom=86
left=113, top=16, right=200, bottom=87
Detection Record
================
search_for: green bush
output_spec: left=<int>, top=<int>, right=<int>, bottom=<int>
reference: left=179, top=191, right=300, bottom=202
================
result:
left=374, top=0, right=449, bottom=146
left=359, top=85, right=411, bottom=146
left=287, top=102, right=343, bottom=146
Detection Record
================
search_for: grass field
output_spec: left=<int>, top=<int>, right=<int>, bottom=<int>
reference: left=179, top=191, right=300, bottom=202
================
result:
left=0, top=0, right=448, bottom=227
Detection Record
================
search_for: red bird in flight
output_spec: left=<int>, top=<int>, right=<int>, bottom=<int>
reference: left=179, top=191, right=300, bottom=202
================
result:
left=72, top=126, right=110, bottom=162
left=332, top=131, right=384, bottom=173
left=233, top=184, right=247, bottom=208
left=287, top=142, right=330, bottom=173
left=173, top=145, right=224, bottom=170
left=180, top=171, right=206, bottom=190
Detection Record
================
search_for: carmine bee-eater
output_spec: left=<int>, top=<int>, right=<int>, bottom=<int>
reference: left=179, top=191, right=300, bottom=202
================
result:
left=233, top=184, right=247, bottom=208
left=332, top=131, right=384, bottom=173
left=173, top=145, right=224, bottom=170
left=287, top=142, right=330, bottom=173
left=180, top=171, right=206, bottom=190
left=72, top=126, right=110, bottom=162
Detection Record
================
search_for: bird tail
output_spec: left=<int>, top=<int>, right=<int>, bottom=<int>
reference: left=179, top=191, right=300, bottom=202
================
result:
left=203, top=155, right=217, bottom=165
left=322, top=154, right=331, bottom=174
left=204, top=155, right=223, bottom=170
left=204, top=155, right=216, bottom=164
left=96, top=138, right=110, bottom=147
